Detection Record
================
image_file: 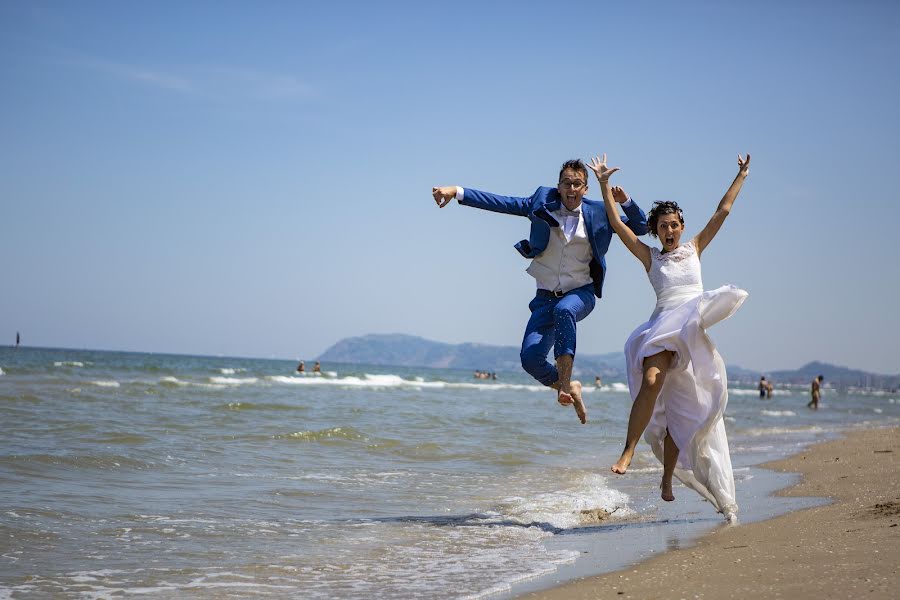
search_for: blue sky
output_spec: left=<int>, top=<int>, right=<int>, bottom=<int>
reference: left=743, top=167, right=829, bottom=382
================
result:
left=2, top=1, right=898, bottom=374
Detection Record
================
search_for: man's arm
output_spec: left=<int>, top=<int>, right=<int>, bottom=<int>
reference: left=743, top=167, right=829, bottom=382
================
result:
left=619, top=193, right=649, bottom=236
left=432, top=186, right=532, bottom=217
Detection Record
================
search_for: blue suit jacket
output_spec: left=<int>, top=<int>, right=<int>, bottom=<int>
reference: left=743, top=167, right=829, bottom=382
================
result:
left=460, top=186, right=649, bottom=298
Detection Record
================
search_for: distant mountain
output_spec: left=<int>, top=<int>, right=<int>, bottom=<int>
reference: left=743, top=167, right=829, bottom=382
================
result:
left=766, top=361, right=900, bottom=389
left=319, top=335, right=900, bottom=390
left=318, top=334, right=624, bottom=377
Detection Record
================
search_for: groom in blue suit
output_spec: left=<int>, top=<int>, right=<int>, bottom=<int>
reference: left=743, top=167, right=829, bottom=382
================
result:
left=433, top=160, right=648, bottom=423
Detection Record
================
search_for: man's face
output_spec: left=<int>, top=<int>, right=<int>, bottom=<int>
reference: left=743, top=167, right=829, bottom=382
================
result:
left=557, top=168, right=588, bottom=211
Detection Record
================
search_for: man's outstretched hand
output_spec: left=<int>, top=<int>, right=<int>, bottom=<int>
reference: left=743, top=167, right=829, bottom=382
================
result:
left=611, top=186, right=630, bottom=205
left=432, top=186, right=457, bottom=208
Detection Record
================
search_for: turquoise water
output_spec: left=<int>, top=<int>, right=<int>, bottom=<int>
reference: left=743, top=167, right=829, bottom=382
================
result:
left=1, top=346, right=898, bottom=598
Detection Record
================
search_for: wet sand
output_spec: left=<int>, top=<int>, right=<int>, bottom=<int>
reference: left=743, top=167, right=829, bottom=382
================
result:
left=519, top=426, right=899, bottom=600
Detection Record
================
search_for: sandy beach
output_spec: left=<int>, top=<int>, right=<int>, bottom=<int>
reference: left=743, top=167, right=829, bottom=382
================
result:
left=520, top=426, right=900, bottom=600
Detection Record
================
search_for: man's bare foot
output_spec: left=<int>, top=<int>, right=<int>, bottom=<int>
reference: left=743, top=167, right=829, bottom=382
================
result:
left=611, top=448, right=634, bottom=474
left=557, top=388, right=573, bottom=406
left=570, top=380, right=586, bottom=424
left=661, top=479, right=675, bottom=502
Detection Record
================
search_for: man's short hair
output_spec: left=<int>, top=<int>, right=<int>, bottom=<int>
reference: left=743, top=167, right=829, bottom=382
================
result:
left=559, top=159, right=588, bottom=183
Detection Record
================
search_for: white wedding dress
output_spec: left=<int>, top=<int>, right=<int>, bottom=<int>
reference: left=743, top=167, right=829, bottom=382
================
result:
left=624, top=239, right=746, bottom=520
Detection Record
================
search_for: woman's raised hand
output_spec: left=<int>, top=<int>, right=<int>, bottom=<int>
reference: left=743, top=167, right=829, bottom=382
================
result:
left=738, top=153, right=751, bottom=176
left=587, top=154, right=620, bottom=183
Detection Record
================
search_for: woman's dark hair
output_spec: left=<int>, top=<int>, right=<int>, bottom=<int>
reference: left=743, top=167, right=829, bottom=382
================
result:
left=647, top=200, right=685, bottom=238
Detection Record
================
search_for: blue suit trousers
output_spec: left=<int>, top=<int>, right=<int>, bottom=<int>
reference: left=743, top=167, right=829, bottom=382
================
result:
left=520, top=283, right=596, bottom=386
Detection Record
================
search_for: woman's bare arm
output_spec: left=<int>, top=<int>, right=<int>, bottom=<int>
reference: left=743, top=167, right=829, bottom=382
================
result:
left=693, top=154, right=750, bottom=256
left=587, top=154, right=651, bottom=271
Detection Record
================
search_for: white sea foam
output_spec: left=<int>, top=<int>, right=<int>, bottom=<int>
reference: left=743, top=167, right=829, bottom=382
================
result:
left=460, top=554, right=577, bottom=600
left=603, top=382, right=630, bottom=393
left=760, top=410, right=796, bottom=417
left=729, top=388, right=790, bottom=396
left=267, top=373, right=546, bottom=392
left=625, top=466, right=664, bottom=474
left=218, top=368, right=246, bottom=375
left=159, top=376, right=226, bottom=390
left=732, top=444, right=775, bottom=453
left=446, top=381, right=546, bottom=392
left=54, top=361, right=86, bottom=367
left=0, top=367, right=4, bottom=376
left=268, top=519, right=580, bottom=600
left=587, top=382, right=630, bottom=393
left=744, top=425, right=827, bottom=437
left=497, top=473, right=633, bottom=529
left=209, top=376, right=258, bottom=386
left=91, top=380, right=120, bottom=388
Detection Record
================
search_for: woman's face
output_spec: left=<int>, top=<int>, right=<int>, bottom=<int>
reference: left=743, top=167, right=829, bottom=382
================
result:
left=656, top=213, right=684, bottom=252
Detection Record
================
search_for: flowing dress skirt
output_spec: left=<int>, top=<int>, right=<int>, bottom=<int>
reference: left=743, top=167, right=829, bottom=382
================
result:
left=624, top=284, right=748, bottom=519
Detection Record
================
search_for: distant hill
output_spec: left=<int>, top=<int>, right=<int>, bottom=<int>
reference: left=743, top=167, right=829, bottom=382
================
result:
left=766, top=361, right=900, bottom=390
left=319, top=334, right=900, bottom=390
left=318, top=334, right=624, bottom=377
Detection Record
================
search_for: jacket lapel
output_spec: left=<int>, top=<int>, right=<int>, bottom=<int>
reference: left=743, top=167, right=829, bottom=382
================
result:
left=533, top=189, right=562, bottom=227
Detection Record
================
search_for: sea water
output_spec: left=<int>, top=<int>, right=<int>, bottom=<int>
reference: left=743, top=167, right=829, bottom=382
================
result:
left=1, top=347, right=898, bottom=599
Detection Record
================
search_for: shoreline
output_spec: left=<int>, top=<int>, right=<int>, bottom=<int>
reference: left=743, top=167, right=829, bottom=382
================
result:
left=516, top=425, right=899, bottom=599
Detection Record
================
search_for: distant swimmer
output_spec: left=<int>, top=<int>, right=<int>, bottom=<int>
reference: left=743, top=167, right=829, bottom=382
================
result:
left=758, top=376, right=767, bottom=399
left=296, top=361, right=305, bottom=373
left=15, top=331, right=20, bottom=349
left=313, top=361, right=321, bottom=373
left=595, top=376, right=602, bottom=387
left=807, top=375, right=824, bottom=410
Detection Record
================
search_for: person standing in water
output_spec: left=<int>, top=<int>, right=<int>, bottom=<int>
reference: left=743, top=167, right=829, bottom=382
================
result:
left=588, top=152, right=750, bottom=520
left=808, top=375, right=824, bottom=409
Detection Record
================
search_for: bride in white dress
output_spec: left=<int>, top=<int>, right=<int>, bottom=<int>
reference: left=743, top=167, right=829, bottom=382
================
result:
left=587, top=153, right=750, bottom=521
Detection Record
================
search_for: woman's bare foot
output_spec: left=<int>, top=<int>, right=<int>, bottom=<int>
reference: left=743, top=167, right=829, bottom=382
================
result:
left=611, top=448, right=634, bottom=474
left=570, top=381, right=586, bottom=424
left=661, top=478, right=675, bottom=502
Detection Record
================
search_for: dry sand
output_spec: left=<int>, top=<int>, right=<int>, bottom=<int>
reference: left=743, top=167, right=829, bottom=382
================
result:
left=519, top=426, right=899, bottom=600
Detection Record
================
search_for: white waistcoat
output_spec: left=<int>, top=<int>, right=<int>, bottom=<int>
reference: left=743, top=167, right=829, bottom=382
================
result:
left=526, top=211, right=593, bottom=293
